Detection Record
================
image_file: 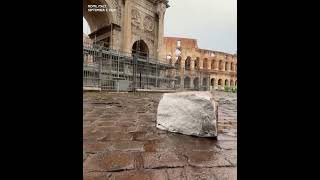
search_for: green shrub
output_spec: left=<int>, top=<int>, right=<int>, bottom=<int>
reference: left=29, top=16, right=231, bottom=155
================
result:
left=231, top=87, right=237, bottom=93
left=224, top=86, right=230, bottom=92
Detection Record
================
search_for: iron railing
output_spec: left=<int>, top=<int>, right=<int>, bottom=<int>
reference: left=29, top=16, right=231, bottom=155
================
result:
left=83, top=41, right=211, bottom=91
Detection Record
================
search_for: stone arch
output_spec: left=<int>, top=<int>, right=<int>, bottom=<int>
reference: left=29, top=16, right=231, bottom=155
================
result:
left=225, top=62, right=229, bottom=71
left=225, top=79, right=229, bottom=86
left=203, top=58, right=209, bottom=69
left=131, top=36, right=154, bottom=57
left=218, top=79, right=223, bottom=90
left=185, top=56, right=191, bottom=70
left=219, top=60, right=223, bottom=70
left=83, top=0, right=115, bottom=33
left=211, top=59, right=216, bottom=69
left=211, top=78, right=215, bottom=87
left=184, top=76, right=191, bottom=89
left=132, top=40, right=149, bottom=58
left=231, top=62, right=234, bottom=71
left=193, top=77, right=200, bottom=89
left=195, top=57, right=200, bottom=70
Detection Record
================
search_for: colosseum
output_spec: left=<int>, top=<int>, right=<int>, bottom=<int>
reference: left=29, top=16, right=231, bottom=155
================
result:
left=162, top=37, right=237, bottom=91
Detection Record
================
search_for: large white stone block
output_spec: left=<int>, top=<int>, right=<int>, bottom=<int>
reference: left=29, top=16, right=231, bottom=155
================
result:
left=156, top=91, right=218, bottom=137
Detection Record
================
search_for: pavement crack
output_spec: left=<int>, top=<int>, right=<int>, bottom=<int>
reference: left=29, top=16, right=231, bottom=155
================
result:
left=86, top=169, right=135, bottom=173
left=145, top=166, right=185, bottom=170
left=225, top=158, right=236, bottom=167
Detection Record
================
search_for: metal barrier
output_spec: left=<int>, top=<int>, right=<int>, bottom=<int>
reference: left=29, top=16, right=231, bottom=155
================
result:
left=83, top=41, right=176, bottom=91
left=83, top=41, right=211, bottom=92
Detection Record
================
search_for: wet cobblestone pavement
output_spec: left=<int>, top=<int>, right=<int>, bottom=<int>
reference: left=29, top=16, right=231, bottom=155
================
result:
left=83, top=91, right=237, bottom=180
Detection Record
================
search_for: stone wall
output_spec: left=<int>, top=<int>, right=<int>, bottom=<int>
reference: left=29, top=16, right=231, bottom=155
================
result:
left=163, top=37, right=237, bottom=90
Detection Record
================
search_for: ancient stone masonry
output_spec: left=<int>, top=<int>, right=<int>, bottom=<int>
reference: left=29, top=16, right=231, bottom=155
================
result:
left=163, top=37, right=237, bottom=91
left=84, top=0, right=169, bottom=59
left=83, top=0, right=236, bottom=92
left=157, top=92, right=218, bottom=137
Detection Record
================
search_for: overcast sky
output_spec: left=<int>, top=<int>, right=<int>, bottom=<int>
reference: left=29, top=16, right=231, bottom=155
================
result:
left=164, top=0, right=237, bottom=54
left=83, top=0, right=237, bottom=54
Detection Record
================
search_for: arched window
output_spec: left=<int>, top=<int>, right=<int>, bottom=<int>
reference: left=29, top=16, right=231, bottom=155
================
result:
left=175, top=56, right=182, bottom=69
left=195, top=57, right=200, bottom=70
left=203, top=58, right=208, bottom=69
left=225, top=79, right=229, bottom=86
left=185, top=57, right=191, bottom=70
left=211, top=78, right=215, bottom=87
left=211, top=60, right=216, bottom=69
left=219, top=60, right=223, bottom=70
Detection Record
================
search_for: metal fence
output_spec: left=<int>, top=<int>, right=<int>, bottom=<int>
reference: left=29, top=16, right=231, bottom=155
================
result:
left=83, top=41, right=211, bottom=92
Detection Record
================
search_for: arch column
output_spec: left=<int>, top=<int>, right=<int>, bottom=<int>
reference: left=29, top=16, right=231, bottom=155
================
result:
left=224, top=62, right=229, bottom=72
left=231, top=63, right=235, bottom=72
left=222, top=62, right=225, bottom=71
left=214, top=61, right=219, bottom=70
left=199, top=59, right=203, bottom=69
left=123, top=0, right=132, bottom=53
left=214, top=79, right=219, bottom=90
left=207, top=59, right=211, bottom=70
left=190, top=59, right=195, bottom=71
left=180, top=55, right=185, bottom=71
left=190, top=77, right=194, bottom=89
left=156, top=3, right=166, bottom=60
left=180, top=75, right=184, bottom=89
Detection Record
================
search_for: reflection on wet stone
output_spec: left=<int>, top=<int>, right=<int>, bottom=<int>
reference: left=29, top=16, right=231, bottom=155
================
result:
left=83, top=91, right=237, bottom=179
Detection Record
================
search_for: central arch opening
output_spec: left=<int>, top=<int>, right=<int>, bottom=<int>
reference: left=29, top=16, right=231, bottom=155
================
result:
left=132, top=40, right=149, bottom=58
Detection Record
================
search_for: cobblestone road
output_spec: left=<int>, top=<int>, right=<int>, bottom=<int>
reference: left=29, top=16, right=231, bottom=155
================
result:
left=83, top=91, right=237, bottom=180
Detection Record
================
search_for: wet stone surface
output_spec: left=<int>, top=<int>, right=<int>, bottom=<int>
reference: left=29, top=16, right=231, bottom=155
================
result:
left=83, top=91, right=237, bottom=180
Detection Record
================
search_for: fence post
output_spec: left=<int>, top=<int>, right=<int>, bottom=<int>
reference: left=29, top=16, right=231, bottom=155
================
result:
left=117, top=50, right=120, bottom=93
left=132, top=55, right=136, bottom=93
left=156, top=63, right=158, bottom=88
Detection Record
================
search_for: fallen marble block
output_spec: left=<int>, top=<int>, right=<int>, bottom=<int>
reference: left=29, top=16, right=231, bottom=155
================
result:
left=156, top=91, right=218, bottom=137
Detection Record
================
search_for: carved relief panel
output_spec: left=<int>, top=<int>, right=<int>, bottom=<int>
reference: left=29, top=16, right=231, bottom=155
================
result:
left=131, top=8, right=141, bottom=27
left=143, top=15, right=154, bottom=32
